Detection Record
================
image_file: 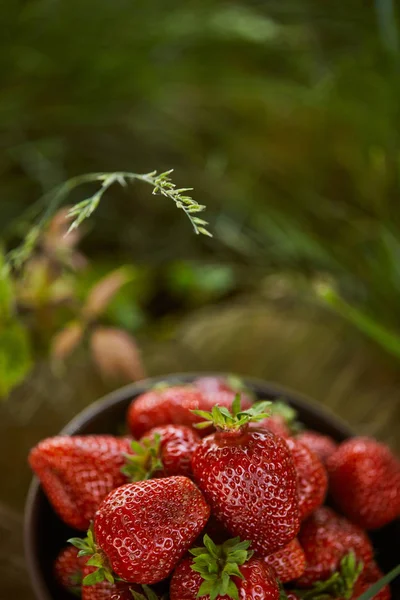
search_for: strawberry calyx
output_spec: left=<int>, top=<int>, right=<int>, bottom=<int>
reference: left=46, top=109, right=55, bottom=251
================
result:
left=130, top=585, right=161, bottom=599
left=69, top=526, right=116, bottom=586
left=121, top=435, right=163, bottom=481
left=189, top=534, right=253, bottom=600
left=292, top=552, right=363, bottom=599
left=270, top=400, right=301, bottom=433
left=192, top=395, right=271, bottom=432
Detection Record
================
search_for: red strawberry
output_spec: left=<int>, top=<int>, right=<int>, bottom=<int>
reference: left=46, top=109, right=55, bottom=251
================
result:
left=259, top=414, right=291, bottom=438
left=29, top=435, right=131, bottom=530
left=352, top=561, right=391, bottom=600
left=78, top=476, right=210, bottom=584
left=170, top=535, right=279, bottom=600
left=327, top=437, right=400, bottom=529
left=193, top=376, right=242, bottom=395
left=194, top=376, right=253, bottom=409
left=264, top=538, right=306, bottom=583
left=285, top=437, right=328, bottom=520
left=296, top=430, right=338, bottom=465
left=284, top=593, right=300, bottom=600
left=255, top=401, right=298, bottom=439
left=123, top=424, right=200, bottom=480
left=191, top=399, right=300, bottom=555
left=296, top=507, right=373, bottom=587
left=127, top=386, right=210, bottom=437
left=54, top=546, right=86, bottom=594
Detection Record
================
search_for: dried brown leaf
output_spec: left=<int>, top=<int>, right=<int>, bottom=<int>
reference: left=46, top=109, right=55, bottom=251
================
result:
left=90, top=327, right=145, bottom=382
left=83, top=268, right=132, bottom=319
left=51, top=322, right=83, bottom=360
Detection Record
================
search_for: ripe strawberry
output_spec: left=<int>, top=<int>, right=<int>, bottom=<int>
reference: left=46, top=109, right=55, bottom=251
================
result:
left=73, top=476, right=210, bottom=584
left=127, top=383, right=253, bottom=439
left=123, top=424, right=200, bottom=480
left=264, top=538, right=306, bottom=583
left=194, top=376, right=253, bottom=409
left=54, top=546, right=86, bottom=594
left=170, top=535, right=279, bottom=600
left=29, top=435, right=131, bottom=530
left=296, top=507, right=373, bottom=587
left=191, top=398, right=300, bottom=555
left=285, top=437, right=328, bottom=520
left=352, top=561, right=391, bottom=600
left=296, top=430, right=338, bottom=465
left=127, top=386, right=211, bottom=437
left=193, top=376, right=245, bottom=395
left=255, top=401, right=298, bottom=439
left=327, top=437, right=400, bottom=529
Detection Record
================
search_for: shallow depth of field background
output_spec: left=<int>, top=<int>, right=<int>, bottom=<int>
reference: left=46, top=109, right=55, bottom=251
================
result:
left=1, top=1, right=400, bottom=596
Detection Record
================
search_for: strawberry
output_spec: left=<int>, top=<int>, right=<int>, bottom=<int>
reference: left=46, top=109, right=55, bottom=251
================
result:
left=264, top=538, right=306, bottom=583
left=191, top=398, right=300, bottom=555
left=72, top=476, right=210, bottom=584
left=29, top=435, right=131, bottom=530
left=326, top=437, right=400, bottom=529
left=194, top=376, right=253, bottom=409
left=296, top=507, right=373, bottom=588
left=127, top=383, right=253, bottom=439
left=127, top=385, right=211, bottom=438
left=54, top=546, right=86, bottom=594
left=255, top=401, right=299, bottom=439
left=193, top=376, right=245, bottom=395
left=170, top=535, right=279, bottom=600
left=285, top=437, right=328, bottom=520
left=296, top=431, right=338, bottom=465
left=123, top=425, right=200, bottom=480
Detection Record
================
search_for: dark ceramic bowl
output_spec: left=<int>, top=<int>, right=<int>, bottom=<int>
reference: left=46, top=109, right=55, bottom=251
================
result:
left=25, top=373, right=400, bottom=599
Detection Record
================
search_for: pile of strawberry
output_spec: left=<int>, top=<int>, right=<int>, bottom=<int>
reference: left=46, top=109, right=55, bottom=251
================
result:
left=29, top=376, right=400, bottom=600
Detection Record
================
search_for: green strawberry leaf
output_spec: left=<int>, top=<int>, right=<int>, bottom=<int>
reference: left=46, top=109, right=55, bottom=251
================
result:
left=83, top=569, right=107, bottom=586
left=192, top=398, right=271, bottom=431
left=122, top=434, right=163, bottom=481
left=189, top=535, right=252, bottom=599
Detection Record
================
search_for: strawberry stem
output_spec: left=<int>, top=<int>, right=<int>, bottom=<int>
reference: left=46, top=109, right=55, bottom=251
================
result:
left=292, top=552, right=363, bottom=599
left=121, top=435, right=163, bottom=482
left=192, top=395, right=271, bottom=432
left=189, top=534, right=253, bottom=600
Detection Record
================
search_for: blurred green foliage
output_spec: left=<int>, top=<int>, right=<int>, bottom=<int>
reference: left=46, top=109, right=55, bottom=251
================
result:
left=2, top=0, right=400, bottom=373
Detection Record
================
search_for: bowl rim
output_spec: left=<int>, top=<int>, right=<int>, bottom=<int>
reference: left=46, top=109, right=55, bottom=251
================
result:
left=24, top=372, right=355, bottom=599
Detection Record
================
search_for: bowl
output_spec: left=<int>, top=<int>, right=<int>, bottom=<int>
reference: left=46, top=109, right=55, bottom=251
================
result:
left=24, top=373, right=400, bottom=599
